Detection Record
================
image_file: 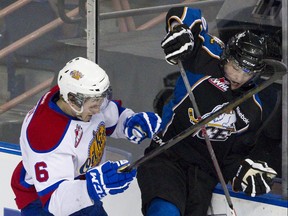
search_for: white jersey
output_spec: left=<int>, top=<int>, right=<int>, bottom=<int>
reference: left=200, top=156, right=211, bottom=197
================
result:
left=12, top=85, right=134, bottom=215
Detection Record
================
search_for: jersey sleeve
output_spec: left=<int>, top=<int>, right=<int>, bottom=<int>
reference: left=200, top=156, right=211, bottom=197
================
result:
left=165, top=7, right=206, bottom=33
left=222, top=96, right=263, bottom=182
left=47, top=180, right=93, bottom=215
left=102, top=100, right=134, bottom=138
left=161, top=72, right=207, bottom=129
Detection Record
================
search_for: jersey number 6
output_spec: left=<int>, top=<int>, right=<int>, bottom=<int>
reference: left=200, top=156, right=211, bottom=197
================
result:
left=35, top=161, right=49, bottom=182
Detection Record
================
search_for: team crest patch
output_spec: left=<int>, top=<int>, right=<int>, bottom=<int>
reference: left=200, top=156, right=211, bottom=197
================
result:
left=208, top=77, right=229, bottom=92
left=79, top=123, right=106, bottom=174
left=70, top=70, right=83, bottom=80
left=188, top=103, right=237, bottom=141
left=89, top=124, right=106, bottom=167
left=74, top=124, right=83, bottom=148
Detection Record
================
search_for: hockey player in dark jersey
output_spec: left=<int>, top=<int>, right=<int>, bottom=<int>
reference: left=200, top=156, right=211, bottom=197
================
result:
left=137, top=7, right=277, bottom=216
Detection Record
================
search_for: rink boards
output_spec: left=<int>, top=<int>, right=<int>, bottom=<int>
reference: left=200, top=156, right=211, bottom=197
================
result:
left=0, top=142, right=287, bottom=216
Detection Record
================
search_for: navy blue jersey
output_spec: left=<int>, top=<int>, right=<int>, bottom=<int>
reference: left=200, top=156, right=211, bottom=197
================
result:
left=157, top=7, right=263, bottom=180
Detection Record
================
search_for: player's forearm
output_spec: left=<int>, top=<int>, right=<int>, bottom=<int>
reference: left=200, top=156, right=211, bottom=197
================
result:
left=110, top=108, right=135, bottom=139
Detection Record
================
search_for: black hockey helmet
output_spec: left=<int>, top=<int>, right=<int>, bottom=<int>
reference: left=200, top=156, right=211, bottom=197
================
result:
left=221, top=30, right=266, bottom=74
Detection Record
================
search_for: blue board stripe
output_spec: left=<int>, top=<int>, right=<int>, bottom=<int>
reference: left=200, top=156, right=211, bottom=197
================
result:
left=213, top=184, right=288, bottom=208
left=0, top=142, right=21, bottom=156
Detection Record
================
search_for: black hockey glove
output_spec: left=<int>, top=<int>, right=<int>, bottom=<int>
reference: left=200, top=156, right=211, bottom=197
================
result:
left=232, top=159, right=277, bottom=197
left=161, top=24, right=194, bottom=65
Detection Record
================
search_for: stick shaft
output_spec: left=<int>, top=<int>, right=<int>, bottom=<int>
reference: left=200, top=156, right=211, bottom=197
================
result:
left=122, top=60, right=286, bottom=173
left=178, top=60, right=235, bottom=212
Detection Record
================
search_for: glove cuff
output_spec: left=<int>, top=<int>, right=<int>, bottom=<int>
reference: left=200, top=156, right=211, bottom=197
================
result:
left=86, top=169, right=106, bottom=201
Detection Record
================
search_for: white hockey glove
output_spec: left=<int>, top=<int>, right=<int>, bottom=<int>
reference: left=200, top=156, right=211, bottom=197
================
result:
left=161, top=24, right=194, bottom=65
left=124, top=112, right=162, bottom=144
left=232, top=159, right=277, bottom=197
left=86, top=160, right=136, bottom=202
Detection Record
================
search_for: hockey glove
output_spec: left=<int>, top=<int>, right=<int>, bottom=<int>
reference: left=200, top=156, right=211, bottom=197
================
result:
left=124, top=112, right=162, bottom=144
left=161, top=24, right=194, bottom=65
left=86, top=160, right=136, bottom=202
left=232, top=159, right=277, bottom=197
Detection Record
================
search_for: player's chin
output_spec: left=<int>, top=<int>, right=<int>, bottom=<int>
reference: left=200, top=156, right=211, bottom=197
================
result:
left=230, top=83, right=242, bottom=90
left=83, top=115, right=92, bottom=122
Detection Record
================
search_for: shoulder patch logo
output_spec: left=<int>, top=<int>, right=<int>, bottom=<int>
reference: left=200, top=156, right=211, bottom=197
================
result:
left=208, top=77, right=229, bottom=92
left=74, top=124, right=83, bottom=148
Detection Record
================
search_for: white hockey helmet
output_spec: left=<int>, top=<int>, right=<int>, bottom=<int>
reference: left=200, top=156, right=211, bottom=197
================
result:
left=58, top=57, right=110, bottom=106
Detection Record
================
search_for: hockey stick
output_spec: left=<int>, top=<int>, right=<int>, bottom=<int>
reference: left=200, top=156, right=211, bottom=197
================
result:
left=120, top=59, right=286, bottom=173
left=177, top=60, right=237, bottom=216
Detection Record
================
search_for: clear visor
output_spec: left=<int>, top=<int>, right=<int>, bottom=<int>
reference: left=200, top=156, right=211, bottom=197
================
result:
left=69, top=86, right=112, bottom=113
left=227, top=58, right=255, bottom=76
left=82, top=96, right=105, bottom=113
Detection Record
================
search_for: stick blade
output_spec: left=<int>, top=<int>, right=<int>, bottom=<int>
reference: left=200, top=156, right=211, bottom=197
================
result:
left=262, top=59, right=287, bottom=76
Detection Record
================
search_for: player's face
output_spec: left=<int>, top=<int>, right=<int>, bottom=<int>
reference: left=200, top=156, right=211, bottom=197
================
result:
left=224, top=60, right=254, bottom=90
left=77, top=97, right=104, bottom=122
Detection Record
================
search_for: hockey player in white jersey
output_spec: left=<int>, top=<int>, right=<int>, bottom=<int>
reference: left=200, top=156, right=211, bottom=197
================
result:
left=11, top=57, right=161, bottom=215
